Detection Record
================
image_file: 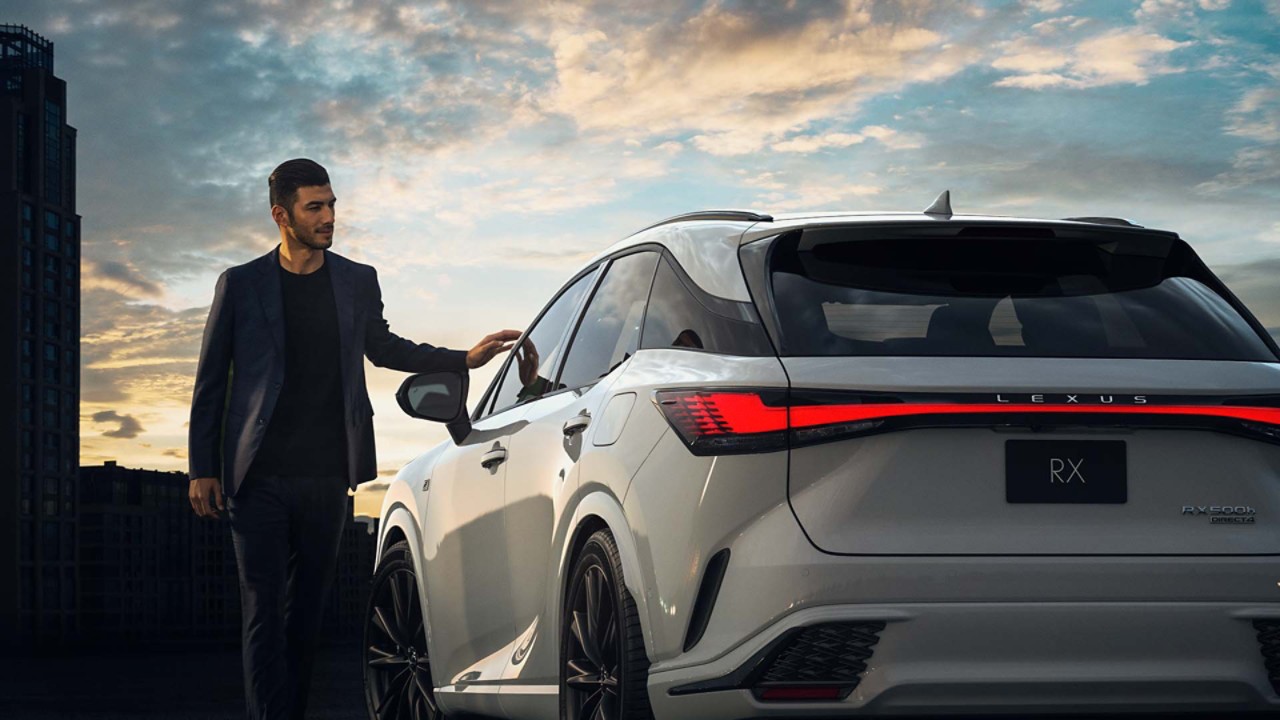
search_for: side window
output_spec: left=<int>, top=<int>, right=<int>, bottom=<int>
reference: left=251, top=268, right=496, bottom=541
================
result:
left=558, top=251, right=660, bottom=391
left=641, top=255, right=773, bottom=355
left=486, top=268, right=598, bottom=416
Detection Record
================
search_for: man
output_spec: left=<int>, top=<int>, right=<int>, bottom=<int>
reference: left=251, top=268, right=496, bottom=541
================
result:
left=187, top=158, right=518, bottom=720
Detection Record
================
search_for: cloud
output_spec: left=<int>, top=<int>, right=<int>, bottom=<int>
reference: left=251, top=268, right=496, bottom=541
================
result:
left=541, top=2, right=982, bottom=155
left=1196, top=146, right=1280, bottom=194
left=1224, top=87, right=1280, bottom=143
left=770, top=124, right=923, bottom=154
left=1216, top=257, right=1280, bottom=342
left=82, top=258, right=164, bottom=299
left=993, top=28, right=1191, bottom=89
left=740, top=170, right=881, bottom=211
left=1022, top=0, right=1068, bottom=11
left=92, top=410, right=144, bottom=439
left=79, top=288, right=209, bottom=404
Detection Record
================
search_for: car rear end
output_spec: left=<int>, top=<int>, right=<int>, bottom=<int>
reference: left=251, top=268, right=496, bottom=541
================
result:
left=646, top=217, right=1280, bottom=717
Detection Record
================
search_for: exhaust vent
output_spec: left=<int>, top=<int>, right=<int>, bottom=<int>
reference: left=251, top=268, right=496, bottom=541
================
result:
left=1254, top=619, right=1280, bottom=695
left=753, top=621, right=886, bottom=700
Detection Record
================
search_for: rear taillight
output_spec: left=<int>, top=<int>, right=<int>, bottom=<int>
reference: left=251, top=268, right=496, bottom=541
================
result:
left=653, top=390, right=790, bottom=455
left=654, top=388, right=1280, bottom=456
left=653, top=389, right=884, bottom=455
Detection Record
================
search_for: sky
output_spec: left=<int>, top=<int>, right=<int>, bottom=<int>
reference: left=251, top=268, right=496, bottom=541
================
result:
left=5, top=0, right=1279, bottom=517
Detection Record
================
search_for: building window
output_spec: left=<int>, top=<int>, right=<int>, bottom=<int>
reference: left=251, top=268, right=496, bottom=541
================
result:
left=43, top=522, right=59, bottom=562
left=21, top=338, right=31, bottom=357
left=44, top=232, right=59, bottom=253
left=65, top=134, right=75, bottom=209
left=45, top=210, right=59, bottom=230
left=16, top=113, right=27, bottom=192
left=61, top=568, right=75, bottom=611
left=44, top=343, right=57, bottom=362
left=22, top=293, right=34, bottom=333
left=23, top=226, right=32, bottom=244
left=22, top=269, right=32, bottom=288
left=45, top=101, right=62, bottom=205
left=21, top=477, right=33, bottom=516
left=23, top=248, right=32, bottom=266
left=22, top=360, right=33, bottom=379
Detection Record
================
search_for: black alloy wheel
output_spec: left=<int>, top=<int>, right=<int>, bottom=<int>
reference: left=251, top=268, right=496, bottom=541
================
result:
left=363, top=539, right=443, bottom=720
left=561, top=529, right=653, bottom=720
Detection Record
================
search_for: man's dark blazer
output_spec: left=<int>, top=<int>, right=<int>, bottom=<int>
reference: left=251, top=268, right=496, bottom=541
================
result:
left=188, top=245, right=468, bottom=497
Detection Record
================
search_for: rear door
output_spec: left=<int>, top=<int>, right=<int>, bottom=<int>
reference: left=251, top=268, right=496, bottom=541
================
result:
left=502, top=249, right=660, bottom=687
left=760, top=224, right=1280, bottom=555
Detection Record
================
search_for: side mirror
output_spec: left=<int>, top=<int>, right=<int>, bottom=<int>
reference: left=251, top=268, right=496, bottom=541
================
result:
left=396, top=371, right=468, bottom=423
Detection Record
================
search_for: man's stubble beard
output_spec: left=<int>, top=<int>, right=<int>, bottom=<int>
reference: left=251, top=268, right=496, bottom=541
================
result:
left=288, top=218, right=333, bottom=250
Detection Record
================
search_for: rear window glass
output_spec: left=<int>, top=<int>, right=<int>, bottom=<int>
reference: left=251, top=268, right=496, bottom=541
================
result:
left=769, top=230, right=1275, bottom=361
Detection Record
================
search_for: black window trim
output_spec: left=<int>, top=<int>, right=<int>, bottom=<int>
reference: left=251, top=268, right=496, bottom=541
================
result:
left=471, top=262, right=606, bottom=422
left=638, top=248, right=774, bottom=357
left=551, top=246, right=662, bottom=396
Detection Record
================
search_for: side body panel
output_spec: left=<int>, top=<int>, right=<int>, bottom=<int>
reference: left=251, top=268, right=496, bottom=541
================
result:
left=611, top=351, right=790, bottom=663
left=418, top=411, right=518, bottom=715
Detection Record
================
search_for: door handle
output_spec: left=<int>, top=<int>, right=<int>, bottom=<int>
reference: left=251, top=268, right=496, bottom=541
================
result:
left=563, top=412, right=591, bottom=438
left=480, top=447, right=507, bottom=470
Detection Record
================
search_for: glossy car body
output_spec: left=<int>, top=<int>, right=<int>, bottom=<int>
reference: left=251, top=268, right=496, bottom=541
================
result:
left=375, top=206, right=1280, bottom=718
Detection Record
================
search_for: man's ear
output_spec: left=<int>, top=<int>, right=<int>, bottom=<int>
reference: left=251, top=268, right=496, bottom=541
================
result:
left=270, top=205, right=289, bottom=227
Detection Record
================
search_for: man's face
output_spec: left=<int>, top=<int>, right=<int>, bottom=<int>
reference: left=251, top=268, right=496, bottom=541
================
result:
left=281, top=184, right=336, bottom=250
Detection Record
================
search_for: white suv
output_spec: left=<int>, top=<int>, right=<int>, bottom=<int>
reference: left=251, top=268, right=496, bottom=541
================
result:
left=366, top=195, right=1280, bottom=719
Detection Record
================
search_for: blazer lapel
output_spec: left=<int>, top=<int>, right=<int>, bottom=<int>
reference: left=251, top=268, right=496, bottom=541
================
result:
left=254, top=246, right=285, bottom=358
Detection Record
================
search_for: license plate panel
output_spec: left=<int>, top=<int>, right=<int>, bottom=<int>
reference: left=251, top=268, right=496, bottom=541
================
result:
left=1005, top=440, right=1127, bottom=504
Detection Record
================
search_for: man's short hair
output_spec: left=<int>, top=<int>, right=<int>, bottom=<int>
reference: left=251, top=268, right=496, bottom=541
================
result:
left=268, top=159, right=330, bottom=216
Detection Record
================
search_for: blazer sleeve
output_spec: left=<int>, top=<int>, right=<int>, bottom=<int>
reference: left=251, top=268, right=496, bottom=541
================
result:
left=363, top=266, right=469, bottom=374
left=188, top=270, right=234, bottom=480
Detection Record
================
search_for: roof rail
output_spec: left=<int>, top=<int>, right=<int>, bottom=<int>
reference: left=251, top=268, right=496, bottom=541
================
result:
left=635, top=210, right=774, bottom=234
left=1062, top=216, right=1143, bottom=228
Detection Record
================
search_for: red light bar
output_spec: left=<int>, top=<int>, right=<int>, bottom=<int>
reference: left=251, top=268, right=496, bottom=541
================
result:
left=790, top=401, right=1280, bottom=428
left=655, top=389, right=1280, bottom=455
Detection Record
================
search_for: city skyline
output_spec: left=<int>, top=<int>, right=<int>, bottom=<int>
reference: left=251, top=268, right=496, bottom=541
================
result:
left=1, top=1, right=1278, bottom=518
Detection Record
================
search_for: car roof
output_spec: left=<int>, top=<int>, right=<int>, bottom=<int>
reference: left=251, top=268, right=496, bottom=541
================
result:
left=581, top=210, right=1179, bottom=303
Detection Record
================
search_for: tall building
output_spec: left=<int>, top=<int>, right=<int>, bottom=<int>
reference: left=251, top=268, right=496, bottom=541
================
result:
left=0, top=25, right=81, bottom=648
left=79, top=462, right=240, bottom=646
left=78, top=461, right=377, bottom=648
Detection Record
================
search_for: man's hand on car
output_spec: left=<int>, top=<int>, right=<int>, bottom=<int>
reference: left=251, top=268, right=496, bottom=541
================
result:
left=467, top=329, right=521, bottom=369
left=189, top=477, right=225, bottom=518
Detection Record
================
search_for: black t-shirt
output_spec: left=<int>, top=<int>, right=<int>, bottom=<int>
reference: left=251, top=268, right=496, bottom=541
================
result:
left=247, top=259, right=348, bottom=479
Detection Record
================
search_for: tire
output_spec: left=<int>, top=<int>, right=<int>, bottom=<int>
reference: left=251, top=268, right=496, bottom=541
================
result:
left=560, top=529, right=654, bottom=720
left=363, top=539, right=445, bottom=720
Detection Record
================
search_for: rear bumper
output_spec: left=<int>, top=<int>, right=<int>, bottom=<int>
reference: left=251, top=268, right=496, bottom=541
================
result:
left=649, top=600, right=1280, bottom=718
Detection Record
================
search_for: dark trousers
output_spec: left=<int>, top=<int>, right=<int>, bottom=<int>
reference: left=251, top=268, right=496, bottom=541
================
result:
left=227, top=474, right=350, bottom=720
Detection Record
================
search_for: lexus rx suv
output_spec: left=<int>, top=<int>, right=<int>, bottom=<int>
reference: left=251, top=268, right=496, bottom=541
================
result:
left=365, top=194, right=1280, bottom=719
